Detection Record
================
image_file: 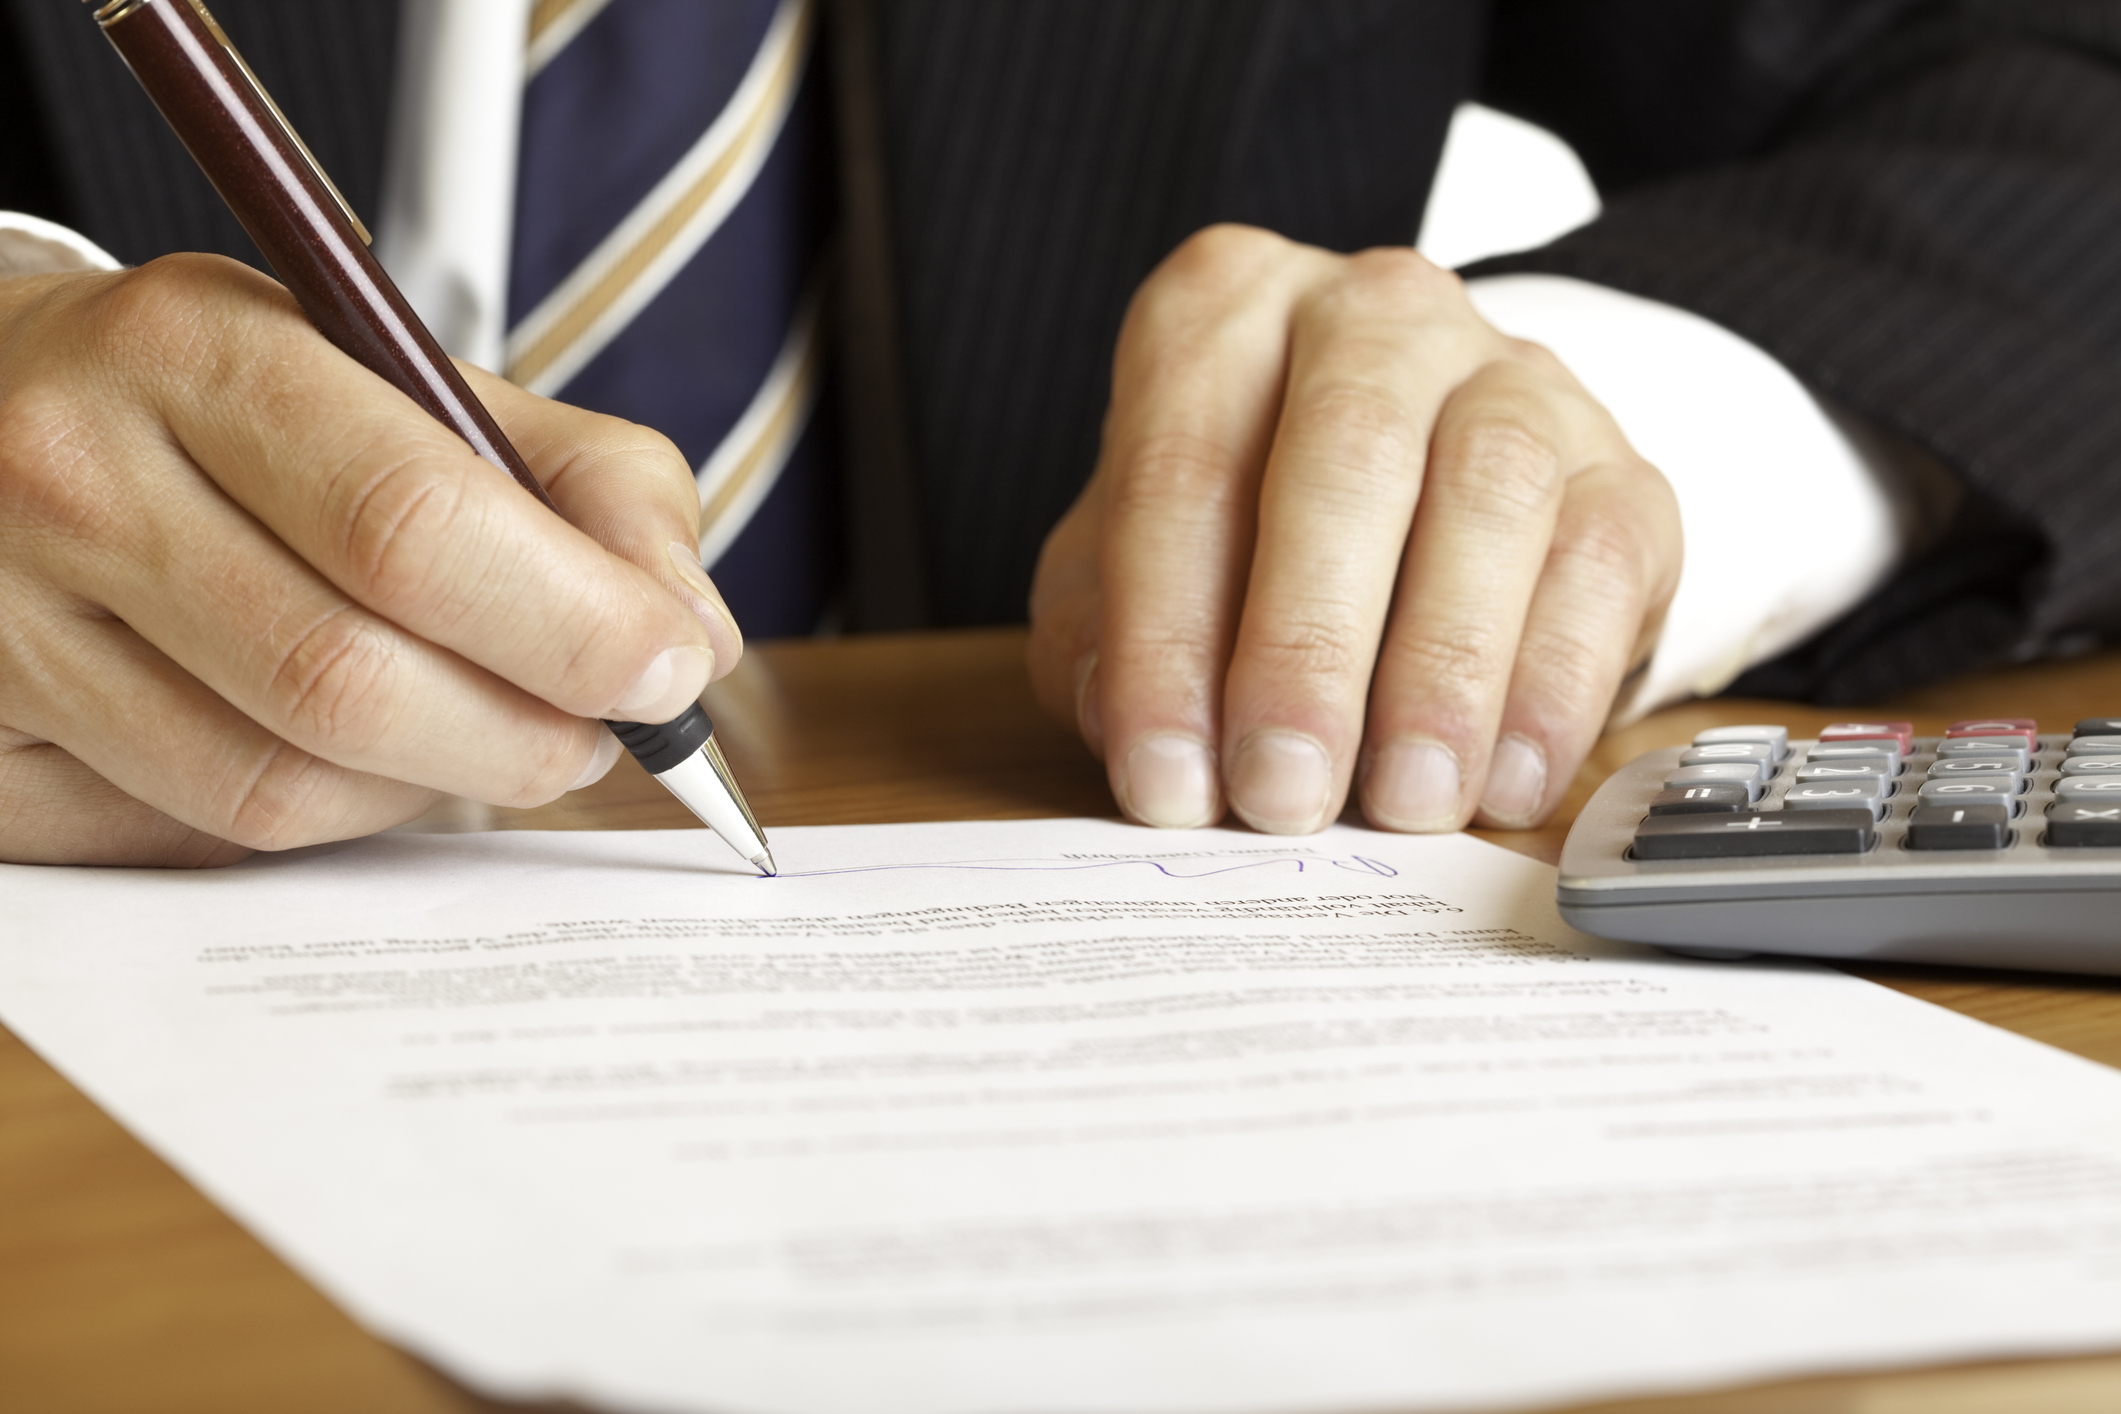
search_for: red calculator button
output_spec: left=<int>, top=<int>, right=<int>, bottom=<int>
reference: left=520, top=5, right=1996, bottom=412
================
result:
left=1820, top=721, right=1914, bottom=751
left=1945, top=718, right=2037, bottom=743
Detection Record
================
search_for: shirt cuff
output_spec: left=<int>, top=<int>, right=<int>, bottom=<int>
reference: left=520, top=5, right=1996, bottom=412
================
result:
left=1463, top=273, right=1948, bottom=722
left=0, top=213, right=121, bottom=275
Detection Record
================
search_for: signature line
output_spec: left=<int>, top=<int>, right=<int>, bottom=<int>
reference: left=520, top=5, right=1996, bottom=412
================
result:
left=771, top=855, right=1400, bottom=881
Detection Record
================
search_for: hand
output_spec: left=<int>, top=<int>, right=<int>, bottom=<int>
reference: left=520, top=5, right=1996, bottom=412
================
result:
left=1028, top=226, right=1681, bottom=835
left=0, top=254, right=740, bottom=866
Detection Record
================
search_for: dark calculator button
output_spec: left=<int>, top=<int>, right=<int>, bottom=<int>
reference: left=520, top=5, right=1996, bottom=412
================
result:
left=1647, top=784, right=1751, bottom=815
left=2073, top=718, right=2121, bottom=738
left=2046, top=801, right=2121, bottom=847
left=1633, top=809, right=1874, bottom=860
left=1906, top=803, right=2011, bottom=851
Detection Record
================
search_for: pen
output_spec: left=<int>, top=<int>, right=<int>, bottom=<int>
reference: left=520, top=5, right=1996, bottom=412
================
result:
left=82, top=0, right=775, bottom=875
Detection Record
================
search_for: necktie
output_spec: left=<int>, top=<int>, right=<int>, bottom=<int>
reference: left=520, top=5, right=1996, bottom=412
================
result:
left=506, top=0, right=836, bottom=637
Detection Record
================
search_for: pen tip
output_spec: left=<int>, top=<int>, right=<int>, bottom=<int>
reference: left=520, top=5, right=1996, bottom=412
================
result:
left=753, top=849, right=777, bottom=877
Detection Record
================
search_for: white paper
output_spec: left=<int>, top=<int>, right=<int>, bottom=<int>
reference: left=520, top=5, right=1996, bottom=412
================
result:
left=3, top=820, right=2119, bottom=1414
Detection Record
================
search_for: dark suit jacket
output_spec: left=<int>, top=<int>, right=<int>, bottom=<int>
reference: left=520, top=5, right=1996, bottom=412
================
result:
left=4, top=0, right=2119, bottom=703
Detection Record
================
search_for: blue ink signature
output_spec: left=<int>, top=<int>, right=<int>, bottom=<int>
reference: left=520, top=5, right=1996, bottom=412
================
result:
left=774, top=854, right=1399, bottom=881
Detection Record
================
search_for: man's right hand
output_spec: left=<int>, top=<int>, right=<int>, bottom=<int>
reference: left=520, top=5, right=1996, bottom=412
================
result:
left=0, top=254, right=742, bottom=867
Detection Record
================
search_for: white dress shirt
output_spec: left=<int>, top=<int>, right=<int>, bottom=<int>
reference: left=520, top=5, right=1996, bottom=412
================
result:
left=0, top=13, right=1932, bottom=717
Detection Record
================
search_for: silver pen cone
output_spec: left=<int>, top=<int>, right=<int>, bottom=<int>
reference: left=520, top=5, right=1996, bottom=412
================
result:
left=605, top=705, right=772, bottom=875
left=651, top=735, right=772, bottom=874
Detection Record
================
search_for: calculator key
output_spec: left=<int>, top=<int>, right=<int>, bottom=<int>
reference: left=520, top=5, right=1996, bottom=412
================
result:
left=1632, top=809, right=1873, bottom=859
left=2061, top=757, right=2121, bottom=776
left=1795, top=760, right=1891, bottom=782
left=1906, top=803, right=2012, bottom=851
left=1935, top=739, right=2031, bottom=768
left=1693, top=724, right=1789, bottom=759
left=1806, top=742, right=1900, bottom=760
left=1782, top=782, right=1886, bottom=816
left=2064, top=736, right=2121, bottom=756
left=1803, top=745, right=1902, bottom=775
left=1821, top=721, right=1913, bottom=752
left=2072, top=718, right=2121, bottom=738
left=1647, top=784, right=1752, bottom=815
left=1916, top=778, right=2020, bottom=802
left=2055, top=776, right=2121, bottom=801
left=1805, top=741, right=1900, bottom=762
left=1927, top=757, right=2024, bottom=780
left=1680, top=742, right=1777, bottom=770
left=1665, top=763, right=1767, bottom=796
left=1945, top=718, right=2037, bottom=745
left=2047, top=801, right=2121, bottom=846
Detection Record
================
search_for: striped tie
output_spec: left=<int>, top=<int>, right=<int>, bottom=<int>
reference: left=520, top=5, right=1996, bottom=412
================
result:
left=506, top=0, right=835, bottom=637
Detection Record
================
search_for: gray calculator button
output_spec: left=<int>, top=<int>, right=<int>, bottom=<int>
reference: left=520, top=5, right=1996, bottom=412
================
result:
left=1935, top=740, right=2031, bottom=769
left=1939, top=735, right=2032, bottom=755
left=2055, top=776, right=2121, bottom=800
left=1693, top=724, right=1789, bottom=759
left=1783, top=778, right=1885, bottom=808
left=1795, top=759, right=1889, bottom=781
left=2065, top=736, right=2121, bottom=755
left=1665, top=763, right=1767, bottom=794
left=2060, top=756, right=2121, bottom=776
left=1906, top=803, right=2012, bottom=851
left=1927, top=757, right=2024, bottom=780
left=2047, top=801, right=2121, bottom=846
left=1806, top=741, right=1902, bottom=764
left=2072, top=718, right=2121, bottom=738
left=1916, top=778, right=2019, bottom=801
left=1647, top=784, right=1751, bottom=814
left=1632, top=809, right=1873, bottom=859
left=1680, top=742, right=1776, bottom=769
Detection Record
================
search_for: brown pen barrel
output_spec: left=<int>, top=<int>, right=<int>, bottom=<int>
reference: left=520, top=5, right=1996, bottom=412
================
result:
left=87, top=0, right=555, bottom=509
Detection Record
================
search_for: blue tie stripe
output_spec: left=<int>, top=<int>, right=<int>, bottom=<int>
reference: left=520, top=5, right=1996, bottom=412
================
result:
left=508, top=0, right=779, bottom=325
left=508, top=0, right=834, bottom=637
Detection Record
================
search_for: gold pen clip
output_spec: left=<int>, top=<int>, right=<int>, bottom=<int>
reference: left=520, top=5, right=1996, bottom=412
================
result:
left=92, top=0, right=373, bottom=245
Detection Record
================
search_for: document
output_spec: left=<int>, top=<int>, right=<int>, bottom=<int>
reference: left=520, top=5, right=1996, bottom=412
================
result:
left=3, top=819, right=2119, bottom=1414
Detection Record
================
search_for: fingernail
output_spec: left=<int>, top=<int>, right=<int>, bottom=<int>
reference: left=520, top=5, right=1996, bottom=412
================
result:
left=1229, top=730, right=1333, bottom=834
left=568, top=730, right=622, bottom=792
left=1366, top=738, right=1462, bottom=831
left=1480, top=733, right=1548, bottom=826
left=611, top=645, right=713, bottom=723
left=1120, top=733, right=1216, bottom=828
left=666, top=542, right=742, bottom=646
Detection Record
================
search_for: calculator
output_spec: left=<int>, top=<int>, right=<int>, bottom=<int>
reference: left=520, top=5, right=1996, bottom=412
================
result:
left=1556, top=717, right=2121, bottom=976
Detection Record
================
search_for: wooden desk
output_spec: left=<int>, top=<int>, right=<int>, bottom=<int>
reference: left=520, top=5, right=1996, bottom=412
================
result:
left=5, top=628, right=2118, bottom=1414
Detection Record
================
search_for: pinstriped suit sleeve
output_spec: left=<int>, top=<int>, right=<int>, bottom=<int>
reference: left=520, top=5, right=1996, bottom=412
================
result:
left=1477, top=1, right=2121, bottom=703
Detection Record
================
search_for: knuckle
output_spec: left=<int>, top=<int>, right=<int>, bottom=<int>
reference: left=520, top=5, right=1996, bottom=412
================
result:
left=85, top=254, right=257, bottom=372
left=1247, top=608, right=1375, bottom=681
left=1289, top=381, right=1424, bottom=489
left=1560, top=501, right=1658, bottom=589
left=216, top=741, right=342, bottom=851
left=1519, top=623, right=1613, bottom=716
left=1163, top=223, right=1291, bottom=288
left=1343, top=244, right=1455, bottom=298
left=0, top=383, right=109, bottom=540
left=262, top=606, right=403, bottom=755
left=1435, top=415, right=1565, bottom=519
left=1108, top=430, right=1245, bottom=511
left=327, top=448, right=473, bottom=620
left=1386, top=621, right=1511, bottom=700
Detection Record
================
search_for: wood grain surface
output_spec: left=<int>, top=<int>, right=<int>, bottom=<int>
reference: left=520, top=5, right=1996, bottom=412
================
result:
left=4, top=627, right=2118, bottom=1413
